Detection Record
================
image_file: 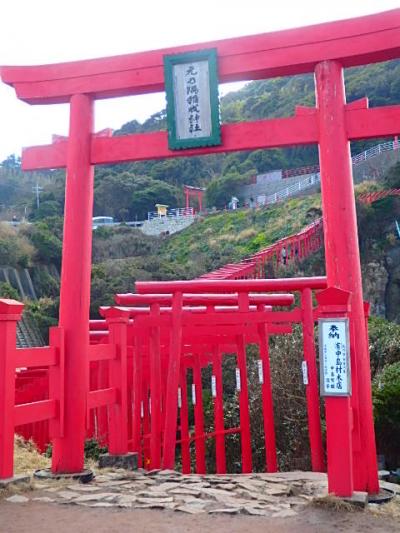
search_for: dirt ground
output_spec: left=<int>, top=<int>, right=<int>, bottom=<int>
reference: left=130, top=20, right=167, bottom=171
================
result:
left=0, top=499, right=399, bottom=533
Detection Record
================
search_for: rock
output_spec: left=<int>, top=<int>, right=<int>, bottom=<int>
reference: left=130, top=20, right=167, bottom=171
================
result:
left=73, top=492, right=118, bottom=503
left=32, top=483, right=50, bottom=489
left=182, top=481, right=211, bottom=488
left=154, top=482, right=181, bottom=491
left=103, top=480, right=131, bottom=487
left=200, top=488, right=236, bottom=499
left=87, top=502, right=117, bottom=508
left=176, top=505, right=206, bottom=514
left=66, top=484, right=101, bottom=492
left=216, top=483, right=236, bottom=490
left=169, top=488, right=202, bottom=497
left=380, top=480, right=400, bottom=495
left=136, top=497, right=174, bottom=504
left=135, top=491, right=170, bottom=498
left=6, top=495, right=29, bottom=503
left=133, top=502, right=169, bottom=509
left=158, top=470, right=181, bottom=476
left=242, top=506, right=270, bottom=516
left=342, top=491, right=368, bottom=508
left=117, top=495, right=137, bottom=504
left=208, top=507, right=242, bottom=514
left=272, top=509, right=298, bottom=518
left=32, top=497, right=55, bottom=503
left=55, top=491, right=81, bottom=500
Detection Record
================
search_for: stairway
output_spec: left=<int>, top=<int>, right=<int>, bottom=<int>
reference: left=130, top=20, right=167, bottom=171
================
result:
left=16, top=315, right=45, bottom=348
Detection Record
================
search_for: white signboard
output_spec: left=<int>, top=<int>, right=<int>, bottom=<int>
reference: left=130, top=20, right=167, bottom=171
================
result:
left=235, top=368, right=241, bottom=392
left=301, top=361, right=309, bottom=385
left=164, top=49, right=221, bottom=150
left=177, top=386, right=182, bottom=409
left=257, top=360, right=264, bottom=385
left=173, top=61, right=212, bottom=140
left=319, top=318, right=351, bottom=396
left=211, top=375, right=217, bottom=398
left=191, top=383, right=196, bottom=405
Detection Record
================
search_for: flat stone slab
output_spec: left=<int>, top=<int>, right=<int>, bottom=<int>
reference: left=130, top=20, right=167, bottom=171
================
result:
left=342, top=491, right=368, bottom=508
left=6, top=494, right=30, bottom=503
left=0, top=474, right=30, bottom=488
left=31, top=470, right=332, bottom=518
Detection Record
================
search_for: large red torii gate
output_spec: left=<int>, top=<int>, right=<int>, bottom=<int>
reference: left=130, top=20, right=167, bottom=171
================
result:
left=2, top=9, right=400, bottom=496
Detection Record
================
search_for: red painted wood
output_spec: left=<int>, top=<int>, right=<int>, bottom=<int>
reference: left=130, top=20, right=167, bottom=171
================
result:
left=87, top=388, right=117, bottom=409
left=15, top=346, right=56, bottom=369
left=88, top=343, right=116, bottom=362
left=0, top=300, right=24, bottom=478
left=14, top=399, right=57, bottom=427
left=21, top=115, right=318, bottom=170
left=300, top=288, right=324, bottom=472
left=21, top=102, right=400, bottom=171
left=2, top=10, right=399, bottom=103
left=212, top=347, right=226, bottom=474
left=315, top=60, right=379, bottom=495
left=48, top=327, right=64, bottom=439
left=162, top=292, right=183, bottom=469
left=236, top=332, right=252, bottom=473
left=136, top=277, right=327, bottom=294
left=179, top=367, right=191, bottom=474
left=131, top=338, right=142, bottom=462
left=115, top=293, right=295, bottom=307
left=149, top=304, right=162, bottom=469
left=51, top=94, right=94, bottom=474
left=106, top=314, right=129, bottom=455
left=193, top=356, right=206, bottom=474
left=257, top=321, right=278, bottom=473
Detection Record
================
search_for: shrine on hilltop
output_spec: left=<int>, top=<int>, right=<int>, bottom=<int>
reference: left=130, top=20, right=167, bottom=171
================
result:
left=1, top=9, right=400, bottom=499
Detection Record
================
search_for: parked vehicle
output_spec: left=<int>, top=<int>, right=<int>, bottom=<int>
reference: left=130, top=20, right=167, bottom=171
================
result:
left=92, top=216, right=115, bottom=229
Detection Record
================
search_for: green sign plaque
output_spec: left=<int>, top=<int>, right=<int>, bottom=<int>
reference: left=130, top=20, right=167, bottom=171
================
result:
left=164, top=48, right=221, bottom=150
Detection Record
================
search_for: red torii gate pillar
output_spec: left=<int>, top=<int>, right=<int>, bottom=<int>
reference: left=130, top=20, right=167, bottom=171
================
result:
left=315, top=60, right=379, bottom=495
left=51, top=95, right=94, bottom=473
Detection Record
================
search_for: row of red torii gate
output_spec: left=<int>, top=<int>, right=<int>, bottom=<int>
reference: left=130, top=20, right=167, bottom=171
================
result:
left=1, top=9, right=400, bottom=497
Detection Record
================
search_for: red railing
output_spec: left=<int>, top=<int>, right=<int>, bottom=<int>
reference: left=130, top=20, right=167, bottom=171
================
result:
left=0, top=299, right=64, bottom=478
left=357, top=189, right=400, bottom=204
left=200, top=218, right=323, bottom=280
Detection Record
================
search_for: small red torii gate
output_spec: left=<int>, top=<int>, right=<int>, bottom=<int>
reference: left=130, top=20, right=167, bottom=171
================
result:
left=2, top=9, right=400, bottom=497
left=183, top=185, right=205, bottom=212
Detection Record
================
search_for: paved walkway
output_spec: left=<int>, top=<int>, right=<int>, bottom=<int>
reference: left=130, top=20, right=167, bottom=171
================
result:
left=1, top=470, right=399, bottom=533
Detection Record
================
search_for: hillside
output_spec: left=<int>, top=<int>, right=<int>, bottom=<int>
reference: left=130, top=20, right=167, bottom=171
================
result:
left=1, top=59, right=399, bottom=222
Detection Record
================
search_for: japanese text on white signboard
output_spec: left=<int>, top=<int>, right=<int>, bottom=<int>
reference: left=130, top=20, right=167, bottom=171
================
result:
left=173, top=61, right=211, bottom=140
left=319, top=319, right=351, bottom=396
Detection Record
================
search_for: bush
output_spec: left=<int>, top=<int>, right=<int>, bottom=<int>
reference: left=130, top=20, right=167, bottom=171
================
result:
left=368, top=317, right=400, bottom=377
left=373, top=362, right=400, bottom=468
left=0, top=223, right=35, bottom=268
left=0, top=281, right=20, bottom=300
left=383, top=161, right=400, bottom=189
left=23, top=221, right=62, bottom=266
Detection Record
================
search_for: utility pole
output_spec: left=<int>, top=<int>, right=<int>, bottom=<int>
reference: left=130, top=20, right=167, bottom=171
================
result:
left=32, top=183, right=43, bottom=209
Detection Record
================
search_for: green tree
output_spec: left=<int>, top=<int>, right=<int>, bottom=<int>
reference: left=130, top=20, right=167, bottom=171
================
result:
left=373, top=362, right=400, bottom=467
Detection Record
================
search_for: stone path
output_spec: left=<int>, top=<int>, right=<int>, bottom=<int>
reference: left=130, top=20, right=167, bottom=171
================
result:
left=7, top=470, right=329, bottom=517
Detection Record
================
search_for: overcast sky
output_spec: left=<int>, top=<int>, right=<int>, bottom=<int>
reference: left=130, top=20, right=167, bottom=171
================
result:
left=0, top=0, right=398, bottom=162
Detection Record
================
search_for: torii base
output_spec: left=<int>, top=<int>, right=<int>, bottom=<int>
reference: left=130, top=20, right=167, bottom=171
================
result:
left=33, top=468, right=94, bottom=483
left=0, top=474, right=30, bottom=488
left=98, top=452, right=137, bottom=470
